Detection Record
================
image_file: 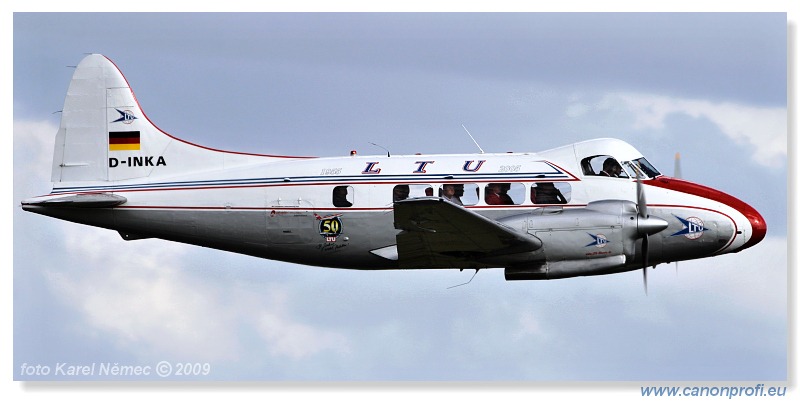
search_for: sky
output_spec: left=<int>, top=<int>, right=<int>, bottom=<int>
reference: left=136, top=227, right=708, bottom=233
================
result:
left=7, top=7, right=793, bottom=400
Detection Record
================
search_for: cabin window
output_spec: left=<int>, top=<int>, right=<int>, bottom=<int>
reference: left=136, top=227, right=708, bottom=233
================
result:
left=393, top=184, right=432, bottom=202
left=438, top=183, right=479, bottom=206
left=484, top=183, right=525, bottom=205
left=531, top=182, right=571, bottom=204
left=332, top=186, right=354, bottom=207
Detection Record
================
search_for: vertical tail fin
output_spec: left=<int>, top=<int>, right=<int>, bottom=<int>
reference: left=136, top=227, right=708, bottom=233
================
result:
left=51, top=54, right=308, bottom=184
left=52, top=54, right=120, bottom=182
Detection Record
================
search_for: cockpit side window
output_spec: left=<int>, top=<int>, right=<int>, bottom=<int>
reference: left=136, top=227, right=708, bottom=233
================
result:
left=580, top=155, right=628, bottom=178
left=580, top=157, right=598, bottom=176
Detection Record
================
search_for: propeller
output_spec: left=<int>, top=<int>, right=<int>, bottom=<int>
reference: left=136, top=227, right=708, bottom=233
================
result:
left=635, top=172, right=668, bottom=295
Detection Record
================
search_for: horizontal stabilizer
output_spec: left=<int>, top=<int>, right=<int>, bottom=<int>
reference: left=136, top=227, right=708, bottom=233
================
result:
left=22, top=193, right=127, bottom=208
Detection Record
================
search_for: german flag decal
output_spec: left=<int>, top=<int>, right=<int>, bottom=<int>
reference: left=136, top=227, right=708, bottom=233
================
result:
left=109, top=131, right=140, bottom=151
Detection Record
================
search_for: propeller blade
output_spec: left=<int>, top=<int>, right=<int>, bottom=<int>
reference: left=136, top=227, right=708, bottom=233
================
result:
left=636, top=173, right=656, bottom=295
left=635, top=174, right=668, bottom=236
left=636, top=173, right=648, bottom=219
left=642, top=234, right=649, bottom=295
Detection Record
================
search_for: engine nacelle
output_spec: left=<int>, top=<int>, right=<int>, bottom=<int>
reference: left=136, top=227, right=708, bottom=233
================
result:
left=497, top=200, right=648, bottom=280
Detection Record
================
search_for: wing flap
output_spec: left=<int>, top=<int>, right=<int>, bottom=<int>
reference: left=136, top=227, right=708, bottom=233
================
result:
left=393, top=197, right=542, bottom=268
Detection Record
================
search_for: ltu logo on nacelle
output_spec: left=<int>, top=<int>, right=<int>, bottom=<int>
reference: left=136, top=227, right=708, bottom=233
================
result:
left=672, top=215, right=708, bottom=240
left=586, top=233, right=609, bottom=248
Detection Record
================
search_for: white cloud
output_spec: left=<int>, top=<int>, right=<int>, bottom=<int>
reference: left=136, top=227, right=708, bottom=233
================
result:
left=45, top=223, right=352, bottom=363
left=512, top=311, right=548, bottom=341
left=595, top=92, right=787, bottom=168
left=255, top=288, right=351, bottom=359
left=49, top=225, right=240, bottom=361
left=658, top=236, right=787, bottom=318
left=13, top=119, right=57, bottom=199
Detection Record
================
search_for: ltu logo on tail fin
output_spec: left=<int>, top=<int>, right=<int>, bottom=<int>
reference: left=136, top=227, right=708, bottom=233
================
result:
left=112, top=109, right=137, bottom=124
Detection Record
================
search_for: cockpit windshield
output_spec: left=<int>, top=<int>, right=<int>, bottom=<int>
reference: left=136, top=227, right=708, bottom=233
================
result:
left=622, top=157, right=661, bottom=179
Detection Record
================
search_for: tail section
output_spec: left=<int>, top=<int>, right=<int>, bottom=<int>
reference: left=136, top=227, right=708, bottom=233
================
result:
left=51, top=54, right=306, bottom=184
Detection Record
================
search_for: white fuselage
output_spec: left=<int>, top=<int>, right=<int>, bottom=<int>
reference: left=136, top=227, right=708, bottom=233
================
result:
left=27, top=139, right=763, bottom=272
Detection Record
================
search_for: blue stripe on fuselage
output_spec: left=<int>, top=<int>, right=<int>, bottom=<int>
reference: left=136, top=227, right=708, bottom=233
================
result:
left=51, top=171, right=574, bottom=194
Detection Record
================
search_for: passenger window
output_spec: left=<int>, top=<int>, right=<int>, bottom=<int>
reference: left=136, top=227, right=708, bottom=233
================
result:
left=460, top=183, right=479, bottom=206
left=393, top=184, right=432, bottom=202
left=332, top=186, right=354, bottom=207
left=531, top=182, right=571, bottom=204
left=484, top=183, right=524, bottom=205
left=438, top=183, right=479, bottom=206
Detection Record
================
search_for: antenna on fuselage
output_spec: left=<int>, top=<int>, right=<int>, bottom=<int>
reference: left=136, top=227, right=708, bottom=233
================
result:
left=369, top=142, right=390, bottom=157
left=370, top=142, right=391, bottom=158
left=461, top=124, right=485, bottom=154
left=447, top=268, right=480, bottom=289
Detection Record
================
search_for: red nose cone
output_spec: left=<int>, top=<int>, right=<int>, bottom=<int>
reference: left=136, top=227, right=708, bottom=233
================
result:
left=741, top=203, right=767, bottom=250
left=645, top=177, right=767, bottom=250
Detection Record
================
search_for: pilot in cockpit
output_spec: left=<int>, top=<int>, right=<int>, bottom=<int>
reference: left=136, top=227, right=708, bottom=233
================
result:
left=600, top=158, right=623, bottom=177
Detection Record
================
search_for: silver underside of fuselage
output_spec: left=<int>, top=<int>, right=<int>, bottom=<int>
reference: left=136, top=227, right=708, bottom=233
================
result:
left=23, top=203, right=736, bottom=276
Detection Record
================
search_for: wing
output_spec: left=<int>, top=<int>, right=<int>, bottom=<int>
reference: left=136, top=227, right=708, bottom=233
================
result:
left=391, top=197, right=542, bottom=269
